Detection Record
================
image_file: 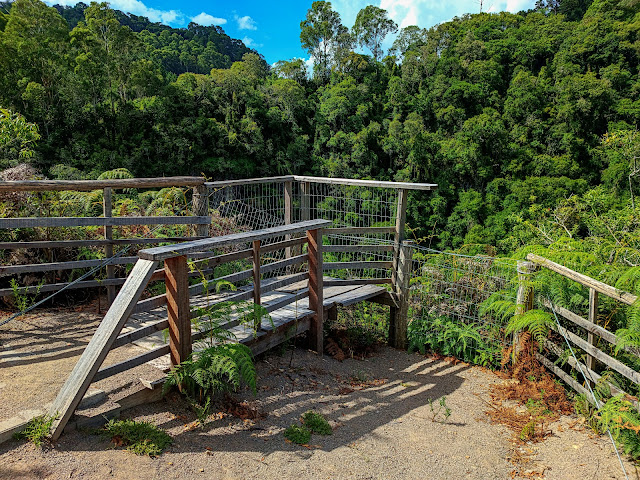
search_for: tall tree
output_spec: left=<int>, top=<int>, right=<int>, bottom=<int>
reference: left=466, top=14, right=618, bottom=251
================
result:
left=300, top=1, right=344, bottom=82
left=352, top=5, right=397, bottom=61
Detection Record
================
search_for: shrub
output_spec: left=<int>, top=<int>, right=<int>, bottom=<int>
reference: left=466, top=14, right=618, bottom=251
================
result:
left=101, top=418, right=172, bottom=456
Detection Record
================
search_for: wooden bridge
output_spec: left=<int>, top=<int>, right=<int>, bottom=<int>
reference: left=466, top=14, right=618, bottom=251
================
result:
left=0, top=175, right=436, bottom=440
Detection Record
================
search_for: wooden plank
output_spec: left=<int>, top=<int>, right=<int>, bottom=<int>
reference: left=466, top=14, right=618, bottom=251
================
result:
left=261, top=254, right=308, bottom=274
left=0, top=277, right=128, bottom=296
left=0, top=176, right=205, bottom=192
left=0, top=257, right=139, bottom=276
left=545, top=340, right=638, bottom=408
left=165, top=256, right=191, bottom=366
left=541, top=298, right=622, bottom=347
left=192, top=184, right=209, bottom=238
left=243, top=317, right=312, bottom=357
left=284, top=180, right=293, bottom=261
left=292, top=176, right=437, bottom=191
left=324, top=278, right=392, bottom=286
left=104, top=187, right=115, bottom=305
left=204, top=176, right=293, bottom=188
left=323, top=244, right=394, bottom=253
left=527, top=253, right=638, bottom=305
left=112, top=319, right=169, bottom=349
left=139, top=219, right=332, bottom=261
left=536, top=353, right=593, bottom=404
left=307, top=228, right=324, bottom=353
left=514, top=261, right=536, bottom=355
left=550, top=322, right=640, bottom=385
left=0, top=216, right=211, bottom=229
left=329, top=285, right=388, bottom=307
left=325, top=227, right=394, bottom=235
left=323, top=261, right=393, bottom=270
left=93, top=345, right=170, bottom=383
left=587, top=288, right=598, bottom=385
left=0, top=236, right=205, bottom=249
left=48, top=258, right=159, bottom=440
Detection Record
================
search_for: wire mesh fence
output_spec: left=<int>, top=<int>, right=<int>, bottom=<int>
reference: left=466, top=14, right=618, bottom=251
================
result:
left=407, top=245, right=519, bottom=365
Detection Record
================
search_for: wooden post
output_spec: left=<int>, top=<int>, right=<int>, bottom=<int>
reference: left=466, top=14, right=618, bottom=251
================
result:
left=587, top=288, right=598, bottom=387
left=103, top=187, right=116, bottom=306
left=301, top=181, right=310, bottom=222
left=515, top=260, right=536, bottom=356
left=284, top=180, right=293, bottom=263
left=48, top=259, right=159, bottom=440
left=307, top=228, right=324, bottom=353
left=391, top=189, right=407, bottom=289
left=165, top=256, right=191, bottom=367
left=192, top=184, right=208, bottom=238
left=390, top=240, right=413, bottom=349
left=252, top=240, right=262, bottom=331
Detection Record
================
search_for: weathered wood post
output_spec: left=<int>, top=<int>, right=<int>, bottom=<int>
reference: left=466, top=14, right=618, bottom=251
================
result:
left=165, top=255, right=191, bottom=366
left=301, top=181, right=310, bottom=222
left=252, top=240, right=262, bottom=331
left=515, top=260, right=536, bottom=356
left=587, top=288, right=598, bottom=387
left=103, top=187, right=116, bottom=306
left=284, top=179, right=293, bottom=263
left=390, top=240, right=413, bottom=349
left=390, top=188, right=410, bottom=349
left=192, top=184, right=208, bottom=238
left=307, top=227, right=324, bottom=354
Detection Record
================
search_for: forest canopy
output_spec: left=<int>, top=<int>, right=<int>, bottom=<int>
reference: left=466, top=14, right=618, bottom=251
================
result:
left=0, top=0, right=639, bottom=253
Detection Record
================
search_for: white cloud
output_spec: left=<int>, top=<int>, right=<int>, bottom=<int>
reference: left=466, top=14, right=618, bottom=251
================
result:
left=242, top=36, right=263, bottom=48
left=236, top=15, right=257, bottom=30
left=191, top=12, right=227, bottom=26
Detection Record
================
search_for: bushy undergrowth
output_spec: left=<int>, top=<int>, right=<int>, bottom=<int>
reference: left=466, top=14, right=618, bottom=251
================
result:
left=408, top=314, right=502, bottom=369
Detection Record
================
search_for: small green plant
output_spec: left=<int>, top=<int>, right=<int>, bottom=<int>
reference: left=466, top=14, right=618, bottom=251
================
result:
left=351, top=369, right=371, bottom=383
left=163, top=343, right=257, bottom=403
left=426, top=396, right=452, bottom=423
left=301, top=411, right=332, bottom=435
left=101, top=418, right=172, bottom=456
left=283, top=424, right=311, bottom=445
left=10, top=278, right=44, bottom=313
left=13, top=414, right=56, bottom=447
left=193, top=397, right=212, bottom=427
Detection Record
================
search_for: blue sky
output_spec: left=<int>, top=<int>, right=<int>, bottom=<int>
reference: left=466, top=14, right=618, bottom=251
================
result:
left=48, top=0, right=536, bottom=64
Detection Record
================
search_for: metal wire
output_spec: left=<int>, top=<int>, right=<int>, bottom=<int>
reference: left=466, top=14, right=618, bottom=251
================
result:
left=547, top=297, right=629, bottom=480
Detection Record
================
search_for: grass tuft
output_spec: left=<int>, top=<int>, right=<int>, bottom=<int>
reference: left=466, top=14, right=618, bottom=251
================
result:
left=283, top=424, right=311, bottom=445
left=13, top=414, right=56, bottom=447
left=101, top=418, right=172, bottom=456
left=301, top=410, right=332, bottom=435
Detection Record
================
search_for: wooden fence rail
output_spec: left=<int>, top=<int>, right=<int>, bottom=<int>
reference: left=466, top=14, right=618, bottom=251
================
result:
left=525, top=253, right=640, bottom=405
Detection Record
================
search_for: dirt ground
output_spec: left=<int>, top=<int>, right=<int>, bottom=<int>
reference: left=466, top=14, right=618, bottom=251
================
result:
left=0, top=305, right=638, bottom=479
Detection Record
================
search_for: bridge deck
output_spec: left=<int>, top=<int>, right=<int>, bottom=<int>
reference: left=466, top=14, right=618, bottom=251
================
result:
left=123, top=276, right=388, bottom=368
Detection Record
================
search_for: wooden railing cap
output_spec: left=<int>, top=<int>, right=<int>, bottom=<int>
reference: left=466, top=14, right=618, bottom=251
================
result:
left=138, top=219, right=332, bottom=261
left=0, top=176, right=206, bottom=192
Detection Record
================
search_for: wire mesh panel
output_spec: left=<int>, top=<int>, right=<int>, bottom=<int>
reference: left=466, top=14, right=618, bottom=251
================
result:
left=298, top=181, right=397, bottom=281
left=408, top=246, right=518, bottom=365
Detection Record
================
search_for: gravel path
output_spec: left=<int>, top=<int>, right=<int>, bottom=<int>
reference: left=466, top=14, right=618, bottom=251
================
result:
left=0, top=345, right=635, bottom=479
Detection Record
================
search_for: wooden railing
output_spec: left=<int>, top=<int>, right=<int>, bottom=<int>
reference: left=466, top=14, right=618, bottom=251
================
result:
left=0, top=174, right=436, bottom=347
left=523, top=253, right=640, bottom=405
left=46, top=219, right=331, bottom=439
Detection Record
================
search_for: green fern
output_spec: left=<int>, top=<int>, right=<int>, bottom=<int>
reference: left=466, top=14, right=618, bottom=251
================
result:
left=505, top=309, right=554, bottom=348
left=596, top=394, right=640, bottom=460
left=163, top=343, right=257, bottom=403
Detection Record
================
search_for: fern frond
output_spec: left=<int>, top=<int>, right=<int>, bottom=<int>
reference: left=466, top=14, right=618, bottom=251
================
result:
left=505, top=309, right=553, bottom=348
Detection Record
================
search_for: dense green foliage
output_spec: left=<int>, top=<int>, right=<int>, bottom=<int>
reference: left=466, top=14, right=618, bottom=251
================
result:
left=2, top=0, right=639, bottom=251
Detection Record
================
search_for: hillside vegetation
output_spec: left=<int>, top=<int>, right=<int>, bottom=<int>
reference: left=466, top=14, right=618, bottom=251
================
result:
left=0, top=0, right=639, bottom=256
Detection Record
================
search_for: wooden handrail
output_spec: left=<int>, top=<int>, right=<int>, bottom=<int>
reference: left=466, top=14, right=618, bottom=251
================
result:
left=138, top=219, right=332, bottom=261
left=526, top=253, right=638, bottom=305
left=293, top=175, right=437, bottom=191
left=0, top=176, right=205, bottom=192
